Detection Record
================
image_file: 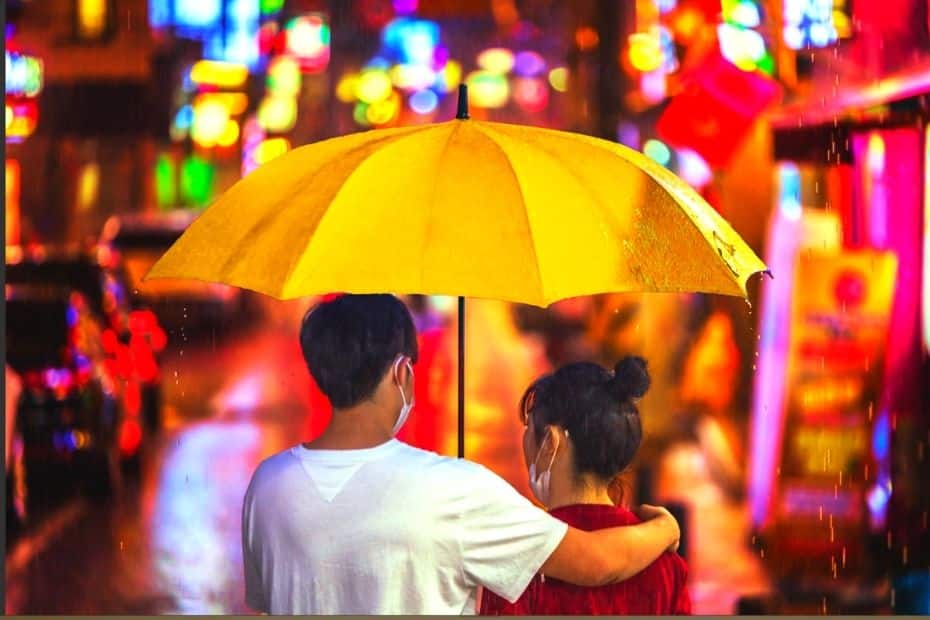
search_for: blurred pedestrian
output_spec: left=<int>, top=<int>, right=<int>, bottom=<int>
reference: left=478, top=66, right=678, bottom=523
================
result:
left=480, top=356, right=692, bottom=615
left=241, top=294, right=681, bottom=614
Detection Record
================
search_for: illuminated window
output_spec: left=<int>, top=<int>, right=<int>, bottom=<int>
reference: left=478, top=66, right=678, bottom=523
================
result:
left=74, top=0, right=114, bottom=42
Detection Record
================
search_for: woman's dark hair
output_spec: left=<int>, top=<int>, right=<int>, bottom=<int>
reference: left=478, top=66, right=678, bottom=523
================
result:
left=300, top=294, right=418, bottom=409
left=520, top=356, right=649, bottom=480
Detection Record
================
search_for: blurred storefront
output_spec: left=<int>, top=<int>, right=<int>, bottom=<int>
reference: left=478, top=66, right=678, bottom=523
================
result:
left=747, top=65, right=930, bottom=613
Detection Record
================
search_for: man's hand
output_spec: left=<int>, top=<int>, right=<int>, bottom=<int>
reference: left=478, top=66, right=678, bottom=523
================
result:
left=634, top=504, right=680, bottom=553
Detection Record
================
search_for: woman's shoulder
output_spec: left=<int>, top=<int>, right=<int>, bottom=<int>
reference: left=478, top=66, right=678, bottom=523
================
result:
left=549, top=503, right=641, bottom=529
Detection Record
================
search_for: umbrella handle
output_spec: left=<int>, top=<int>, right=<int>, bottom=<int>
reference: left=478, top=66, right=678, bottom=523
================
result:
left=458, top=296, right=465, bottom=458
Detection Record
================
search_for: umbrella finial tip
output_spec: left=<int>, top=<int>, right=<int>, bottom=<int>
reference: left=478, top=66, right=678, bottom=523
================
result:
left=456, top=83, right=469, bottom=120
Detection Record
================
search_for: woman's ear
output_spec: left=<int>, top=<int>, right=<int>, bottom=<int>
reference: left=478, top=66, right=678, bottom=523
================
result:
left=539, top=425, right=562, bottom=463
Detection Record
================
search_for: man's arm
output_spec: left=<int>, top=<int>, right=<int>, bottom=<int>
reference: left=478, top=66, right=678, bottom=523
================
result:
left=539, top=504, right=680, bottom=586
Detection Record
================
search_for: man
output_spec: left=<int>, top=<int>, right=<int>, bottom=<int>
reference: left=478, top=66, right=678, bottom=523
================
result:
left=242, top=294, right=680, bottom=614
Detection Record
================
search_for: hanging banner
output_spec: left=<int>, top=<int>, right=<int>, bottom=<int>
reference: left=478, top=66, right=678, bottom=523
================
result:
left=768, top=249, right=897, bottom=580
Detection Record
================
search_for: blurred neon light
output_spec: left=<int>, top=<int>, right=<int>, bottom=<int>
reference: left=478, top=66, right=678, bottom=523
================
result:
left=241, top=115, right=266, bottom=177
left=336, top=73, right=360, bottom=103
left=191, top=99, right=231, bottom=147
left=465, top=71, right=509, bottom=109
left=924, top=124, right=930, bottom=352
left=723, top=0, right=761, bottom=27
left=748, top=162, right=805, bottom=529
left=77, top=162, right=100, bottom=211
left=778, top=162, right=802, bottom=220
left=175, top=0, right=222, bottom=28
left=257, top=95, right=297, bottom=133
left=217, top=120, right=240, bottom=148
left=5, top=99, right=38, bottom=143
left=5, top=49, right=43, bottom=97
left=640, top=68, right=667, bottom=104
left=513, top=78, right=548, bottom=113
left=6, top=159, right=21, bottom=246
left=677, top=148, right=713, bottom=187
left=356, top=69, right=394, bottom=104
left=76, top=0, right=108, bottom=39
left=477, top=48, right=515, bottom=74
left=260, top=0, right=285, bottom=15
left=193, top=92, right=249, bottom=116
left=548, top=67, right=568, bottom=92
left=643, top=139, right=672, bottom=166
left=782, top=0, right=849, bottom=50
left=513, top=50, right=546, bottom=77
left=353, top=102, right=371, bottom=127
left=180, top=156, right=215, bottom=207
left=393, top=0, right=419, bottom=14
left=718, top=23, right=767, bottom=71
left=155, top=153, right=178, bottom=208
left=382, top=18, right=439, bottom=66
left=435, top=60, right=462, bottom=93
left=628, top=32, right=663, bottom=72
left=267, top=56, right=302, bottom=97
left=189, top=60, right=249, bottom=88
left=366, top=92, right=401, bottom=125
left=391, top=63, right=436, bottom=92
left=409, top=89, right=439, bottom=114
left=286, top=15, right=331, bottom=73
left=253, top=138, right=290, bottom=166
left=865, top=132, right=889, bottom=247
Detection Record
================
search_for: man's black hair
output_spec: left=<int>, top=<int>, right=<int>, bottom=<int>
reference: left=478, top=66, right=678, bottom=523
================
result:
left=300, top=294, right=419, bottom=409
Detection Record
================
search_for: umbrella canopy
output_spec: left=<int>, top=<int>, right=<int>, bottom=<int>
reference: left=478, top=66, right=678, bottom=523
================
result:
left=147, top=102, right=766, bottom=306
left=147, top=86, right=768, bottom=458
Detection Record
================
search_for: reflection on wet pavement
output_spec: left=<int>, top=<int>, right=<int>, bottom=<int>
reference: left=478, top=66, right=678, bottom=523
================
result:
left=6, top=325, right=309, bottom=614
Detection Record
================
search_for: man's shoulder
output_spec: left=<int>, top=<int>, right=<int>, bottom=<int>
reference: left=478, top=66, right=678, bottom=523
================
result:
left=396, top=443, right=500, bottom=476
left=248, top=448, right=301, bottom=489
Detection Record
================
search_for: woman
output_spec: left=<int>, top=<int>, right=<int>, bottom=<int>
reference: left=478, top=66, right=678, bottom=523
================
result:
left=480, top=356, right=691, bottom=615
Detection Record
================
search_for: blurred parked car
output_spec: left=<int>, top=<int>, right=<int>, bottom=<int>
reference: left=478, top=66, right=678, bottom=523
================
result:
left=98, top=211, right=254, bottom=337
left=6, top=285, right=125, bottom=519
left=5, top=246, right=163, bottom=455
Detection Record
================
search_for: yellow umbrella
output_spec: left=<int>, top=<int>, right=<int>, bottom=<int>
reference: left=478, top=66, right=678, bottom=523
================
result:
left=148, top=85, right=768, bottom=456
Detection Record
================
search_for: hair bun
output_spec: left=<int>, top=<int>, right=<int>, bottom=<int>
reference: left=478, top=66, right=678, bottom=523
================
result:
left=610, top=356, right=650, bottom=401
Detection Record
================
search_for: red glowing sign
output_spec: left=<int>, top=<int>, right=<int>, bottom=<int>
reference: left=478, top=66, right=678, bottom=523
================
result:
left=656, top=48, right=780, bottom=168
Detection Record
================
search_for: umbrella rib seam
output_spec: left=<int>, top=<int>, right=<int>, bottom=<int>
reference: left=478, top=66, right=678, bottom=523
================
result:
left=474, top=127, right=547, bottom=305
left=278, top=128, right=438, bottom=297
left=419, top=124, right=460, bottom=289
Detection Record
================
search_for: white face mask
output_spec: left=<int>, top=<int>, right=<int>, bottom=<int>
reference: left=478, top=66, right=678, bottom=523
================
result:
left=392, top=356, right=415, bottom=436
left=528, top=435, right=557, bottom=507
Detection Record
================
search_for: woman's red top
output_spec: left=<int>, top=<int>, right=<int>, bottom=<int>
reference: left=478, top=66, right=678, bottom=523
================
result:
left=479, top=503, right=691, bottom=615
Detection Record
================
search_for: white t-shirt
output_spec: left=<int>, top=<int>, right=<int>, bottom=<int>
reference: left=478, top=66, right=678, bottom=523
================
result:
left=241, top=439, right=568, bottom=614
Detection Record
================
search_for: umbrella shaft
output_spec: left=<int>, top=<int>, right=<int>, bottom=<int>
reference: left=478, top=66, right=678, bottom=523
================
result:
left=458, top=296, right=465, bottom=459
